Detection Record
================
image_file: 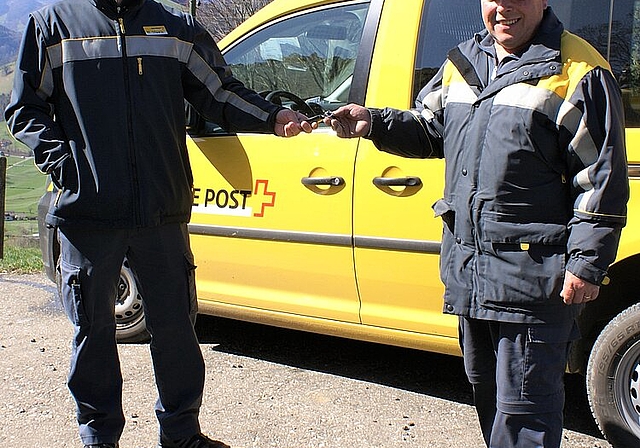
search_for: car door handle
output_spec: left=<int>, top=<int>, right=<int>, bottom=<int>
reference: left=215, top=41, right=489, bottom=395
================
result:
left=373, top=176, right=422, bottom=187
left=301, top=176, right=345, bottom=186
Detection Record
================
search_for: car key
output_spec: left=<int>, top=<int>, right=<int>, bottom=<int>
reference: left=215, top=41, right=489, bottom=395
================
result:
left=306, top=111, right=334, bottom=123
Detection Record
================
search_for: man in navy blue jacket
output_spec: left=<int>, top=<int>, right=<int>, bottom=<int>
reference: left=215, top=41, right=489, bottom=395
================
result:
left=5, top=0, right=312, bottom=447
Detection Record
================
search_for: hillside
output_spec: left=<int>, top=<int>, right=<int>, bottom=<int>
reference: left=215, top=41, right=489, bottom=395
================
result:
left=0, top=23, right=18, bottom=67
left=3, top=155, right=45, bottom=217
left=0, top=0, right=187, bottom=31
left=0, top=0, right=56, bottom=33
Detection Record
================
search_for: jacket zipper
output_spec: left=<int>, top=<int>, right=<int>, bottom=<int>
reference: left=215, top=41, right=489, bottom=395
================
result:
left=116, top=13, right=142, bottom=226
left=116, top=17, right=124, bottom=51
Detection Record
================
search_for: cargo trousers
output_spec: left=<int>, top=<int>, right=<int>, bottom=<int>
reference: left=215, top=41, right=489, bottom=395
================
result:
left=459, top=316, right=579, bottom=448
left=57, top=223, right=203, bottom=446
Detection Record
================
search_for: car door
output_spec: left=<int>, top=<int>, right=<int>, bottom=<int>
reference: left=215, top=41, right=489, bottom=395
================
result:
left=355, top=0, right=483, bottom=340
left=188, top=1, right=371, bottom=323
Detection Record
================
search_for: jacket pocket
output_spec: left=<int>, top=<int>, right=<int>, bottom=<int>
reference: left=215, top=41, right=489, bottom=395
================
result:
left=477, top=218, right=567, bottom=312
left=433, top=198, right=456, bottom=286
left=480, top=217, right=567, bottom=246
left=51, top=152, right=78, bottom=193
left=433, top=198, right=455, bottom=234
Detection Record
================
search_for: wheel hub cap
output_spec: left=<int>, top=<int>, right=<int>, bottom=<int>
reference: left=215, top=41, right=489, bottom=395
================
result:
left=630, top=362, right=640, bottom=416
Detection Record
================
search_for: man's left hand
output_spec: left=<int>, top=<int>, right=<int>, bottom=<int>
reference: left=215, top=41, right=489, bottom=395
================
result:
left=274, top=109, right=314, bottom=137
left=561, top=271, right=600, bottom=305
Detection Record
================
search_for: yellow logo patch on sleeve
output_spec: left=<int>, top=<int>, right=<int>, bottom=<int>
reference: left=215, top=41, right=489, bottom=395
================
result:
left=143, top=26, right=168, bottom=35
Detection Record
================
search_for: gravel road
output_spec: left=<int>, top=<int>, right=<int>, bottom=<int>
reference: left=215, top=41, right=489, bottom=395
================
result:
left=0, top=273, right=612, bottom=448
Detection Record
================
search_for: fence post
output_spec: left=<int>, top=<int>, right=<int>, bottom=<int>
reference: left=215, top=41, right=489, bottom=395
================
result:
left=0, top=156, right=6, bottom=259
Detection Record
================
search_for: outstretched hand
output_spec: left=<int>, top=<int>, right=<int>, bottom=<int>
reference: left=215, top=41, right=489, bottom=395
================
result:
left=274, top=109, right=314, bottom=137
left=323, top=104, right=372, bottom=138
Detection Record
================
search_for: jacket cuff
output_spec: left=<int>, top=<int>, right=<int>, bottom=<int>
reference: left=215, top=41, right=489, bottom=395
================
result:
left=267, top=107, right=286, bottom=134
left=365, top=108, right=382, bottom=140
left=566, top=256, right=608, bottom=286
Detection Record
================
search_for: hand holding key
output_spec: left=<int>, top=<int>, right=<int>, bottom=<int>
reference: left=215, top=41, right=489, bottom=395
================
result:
left=323, top=104, right=371, bottom=138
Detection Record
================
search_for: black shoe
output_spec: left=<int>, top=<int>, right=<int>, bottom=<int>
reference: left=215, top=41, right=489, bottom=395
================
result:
left=84, top=444, right=119, bottom=448
left=158, top=433, right=230, bottom=448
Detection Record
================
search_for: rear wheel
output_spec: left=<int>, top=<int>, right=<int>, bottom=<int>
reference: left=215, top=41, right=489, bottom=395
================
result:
left=114, top=259, right=149, bottom=343
left=587, top=302, right=640, bottom=447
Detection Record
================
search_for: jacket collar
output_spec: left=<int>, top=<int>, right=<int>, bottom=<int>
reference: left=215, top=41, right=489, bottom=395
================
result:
left=530, top=7, right=564, bottom=53
left=91, top=0, right=145, bottom=17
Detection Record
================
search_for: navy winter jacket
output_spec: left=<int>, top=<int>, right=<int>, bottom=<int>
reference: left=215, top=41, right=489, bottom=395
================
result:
left=5, top=0, right=282, bottom=229
left=366, top=9, right=629, bottom=323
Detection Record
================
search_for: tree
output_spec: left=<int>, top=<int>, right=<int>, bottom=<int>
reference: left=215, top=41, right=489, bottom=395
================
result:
left=196, top=0, right=272, bottom=42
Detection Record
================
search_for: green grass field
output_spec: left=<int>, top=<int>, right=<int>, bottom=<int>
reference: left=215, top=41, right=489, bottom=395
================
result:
left=3, top=155, right=46, bottom=217
left=2, top=154, right=45, bottom=273
left=2, top=155, right=43, bottom=238
left=2, top=61, right=45, bottom=272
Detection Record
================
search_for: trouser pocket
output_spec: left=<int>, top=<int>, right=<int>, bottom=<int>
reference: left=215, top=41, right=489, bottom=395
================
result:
left=184, top=251, right=198, bottom=323
left=497, top=320, right=577, bottom=414
left=59, top=259, right=88, bottom=326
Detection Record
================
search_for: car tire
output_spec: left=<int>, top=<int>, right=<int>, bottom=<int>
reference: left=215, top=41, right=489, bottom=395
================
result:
left=114, top=258, right=149, bottom=343
left=587, top=302, right=640, bottom=447
left=55, top=256, right=150, bottom=343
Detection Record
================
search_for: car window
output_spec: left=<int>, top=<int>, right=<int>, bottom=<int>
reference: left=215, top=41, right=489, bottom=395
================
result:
left=201, top=2, right=369, bottom=134
left=412, top=0, right=484, bottom=102
left=551, top=0, right=640, bottom=127
left=413, top=0, right=640, bottom=127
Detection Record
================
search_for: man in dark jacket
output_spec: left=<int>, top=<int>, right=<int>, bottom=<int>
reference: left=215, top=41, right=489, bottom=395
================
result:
left=325, top=0, right=628, bottom=447
left=4, top=0, right=312, bottom=447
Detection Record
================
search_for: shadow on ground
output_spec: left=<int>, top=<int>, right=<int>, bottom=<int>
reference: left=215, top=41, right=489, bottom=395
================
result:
left=194, top=314, right=604, bottom=440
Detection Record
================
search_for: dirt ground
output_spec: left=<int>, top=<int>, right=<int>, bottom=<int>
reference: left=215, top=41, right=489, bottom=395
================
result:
left=0, top=273, right=612, bottom=448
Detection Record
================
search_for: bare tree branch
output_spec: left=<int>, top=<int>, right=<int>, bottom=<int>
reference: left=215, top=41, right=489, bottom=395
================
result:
left=196, top=0, right=272, bottom=41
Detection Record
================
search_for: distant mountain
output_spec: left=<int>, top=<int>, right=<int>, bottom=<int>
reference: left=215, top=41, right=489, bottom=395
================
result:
left=0, top=0, right=188, bottom=32
left=0, top=0, right=57, bottom=33
left=0, top=0, right=50, bottom=66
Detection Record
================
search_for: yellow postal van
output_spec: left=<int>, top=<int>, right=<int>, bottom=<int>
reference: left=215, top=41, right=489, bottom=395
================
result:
left=37, top=0, right=640, bottom=444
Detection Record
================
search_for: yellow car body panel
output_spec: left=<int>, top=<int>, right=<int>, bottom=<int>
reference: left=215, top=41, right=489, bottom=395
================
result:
left=364, top=0, right=424, bottom=109
left=618, top=128, right=640, bottom=261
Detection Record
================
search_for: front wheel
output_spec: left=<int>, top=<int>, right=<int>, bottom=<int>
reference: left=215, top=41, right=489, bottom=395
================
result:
left=55, top=257, right=149, bottom=343
left=587, top=302, right=640, bottom=447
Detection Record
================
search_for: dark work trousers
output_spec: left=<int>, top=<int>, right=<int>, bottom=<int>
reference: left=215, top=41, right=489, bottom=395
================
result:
left=459, top=316, right=578, bottom=448
left=57, top=223, right=203, bottom=446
